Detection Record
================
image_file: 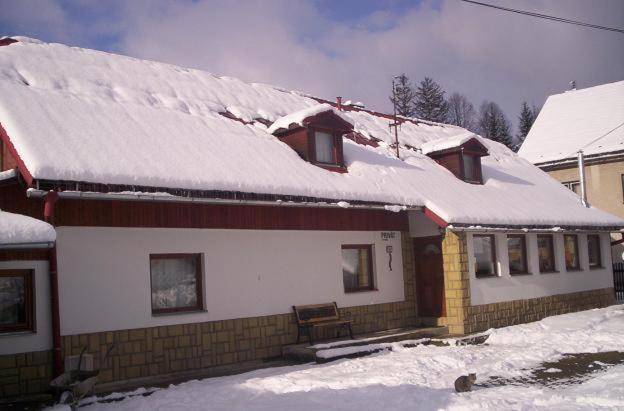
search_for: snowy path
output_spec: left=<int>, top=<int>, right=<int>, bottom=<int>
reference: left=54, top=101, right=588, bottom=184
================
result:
left=64, top=305, right=624, bottom=410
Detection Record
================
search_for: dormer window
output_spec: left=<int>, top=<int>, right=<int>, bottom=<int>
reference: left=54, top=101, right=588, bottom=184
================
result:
left=421, top=135, right=489, bottom=184
left=314, top=131, right=336, bottom=164
left=461, top=152, right=482, bottom=183
left=268, top=104, right=353, bottom=172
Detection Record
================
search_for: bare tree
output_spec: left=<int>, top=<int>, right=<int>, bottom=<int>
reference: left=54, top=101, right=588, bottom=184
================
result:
left=447, top=92, right=476, bottom=131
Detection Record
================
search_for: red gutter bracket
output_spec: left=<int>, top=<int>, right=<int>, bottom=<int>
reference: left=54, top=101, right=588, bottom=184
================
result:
left=424, top=207, right=449, bottom=229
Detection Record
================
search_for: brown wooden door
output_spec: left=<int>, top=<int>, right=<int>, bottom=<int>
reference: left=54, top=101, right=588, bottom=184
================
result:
left=413, top=236, right=446, bottom=317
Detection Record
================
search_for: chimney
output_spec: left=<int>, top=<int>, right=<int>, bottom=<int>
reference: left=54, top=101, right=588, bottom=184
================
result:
left=577, top=150, right=589, bottom=207
left=569, top=80, right=576, bottom=91
left=336, top=96, right=342, bottom=111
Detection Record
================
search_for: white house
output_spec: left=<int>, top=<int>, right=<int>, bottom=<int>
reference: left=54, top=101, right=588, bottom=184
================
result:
left=0, top=37, right=620, bottom=398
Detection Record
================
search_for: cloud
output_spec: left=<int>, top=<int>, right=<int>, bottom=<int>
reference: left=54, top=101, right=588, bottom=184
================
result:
left=1, top=0, right=623, bottom=132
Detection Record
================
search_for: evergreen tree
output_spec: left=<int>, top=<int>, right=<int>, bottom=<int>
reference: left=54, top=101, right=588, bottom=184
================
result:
left=447, top=92, right=476, bottom=131
left=477, top=101, right=513, bottom=149
left=389, top=74, right=416, bottom=117
left=515, top=101, right=539, bottom=151
left=413, top=77, right=449, bottom=123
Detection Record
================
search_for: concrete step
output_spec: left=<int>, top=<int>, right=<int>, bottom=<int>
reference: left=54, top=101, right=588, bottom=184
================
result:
left=282, top=325, right=449, bottom=363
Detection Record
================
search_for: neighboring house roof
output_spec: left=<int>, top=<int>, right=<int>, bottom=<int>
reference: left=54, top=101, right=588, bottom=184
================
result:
left=519, top=80, right=624, bottom=166
left=0, top=37, right=622, bottom=229
left=0, top=210, right=55, bottom=247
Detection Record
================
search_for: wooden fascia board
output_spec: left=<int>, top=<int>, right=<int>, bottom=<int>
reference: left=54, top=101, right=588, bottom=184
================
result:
left=424, top=207, right=449, bottom=228
left=0, top=122, right=34, bottom=187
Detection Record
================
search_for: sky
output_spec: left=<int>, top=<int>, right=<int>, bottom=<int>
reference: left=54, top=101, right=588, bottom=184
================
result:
left=1, top=0, right=623, bottom=134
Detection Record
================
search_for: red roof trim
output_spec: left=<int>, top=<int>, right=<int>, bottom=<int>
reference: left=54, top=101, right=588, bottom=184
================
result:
left=0, top=122, right=34, bottom=187
left=424, top=207, right=448, bottom=228
left=0, top=38, right=18, bottom=47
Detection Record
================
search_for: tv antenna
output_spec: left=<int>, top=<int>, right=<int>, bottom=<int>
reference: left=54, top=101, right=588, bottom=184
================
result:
left=389, top=76, right=401, bottom=158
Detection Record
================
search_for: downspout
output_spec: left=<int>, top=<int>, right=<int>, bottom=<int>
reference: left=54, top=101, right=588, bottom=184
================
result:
left=44, top=191, right=63, bottom=377
left=577, top=150, right=590, bottom=208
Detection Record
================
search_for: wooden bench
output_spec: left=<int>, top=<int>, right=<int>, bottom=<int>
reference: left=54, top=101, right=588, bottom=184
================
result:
left=293, top=302, right=353, bottom=345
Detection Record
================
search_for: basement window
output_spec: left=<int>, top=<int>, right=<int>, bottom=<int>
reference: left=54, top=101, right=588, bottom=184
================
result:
left=150, top=254, right=204, bottom=315
left=342, top=245, right=375, bottom=292
left=0, top=269, right=34, bottom=333
left=473, top=235, right=497, bottom=278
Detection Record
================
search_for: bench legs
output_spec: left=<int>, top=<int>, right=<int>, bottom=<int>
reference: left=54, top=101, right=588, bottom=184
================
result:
left=297, top=326, right=314, bottom=345
left=298, top=323, right=353, bottom=345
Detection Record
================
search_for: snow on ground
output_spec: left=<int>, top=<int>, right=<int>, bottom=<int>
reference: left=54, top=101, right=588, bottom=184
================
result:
left=0, top=210, right=55, bottom=245
left=70, top=305, right=624, bottom=411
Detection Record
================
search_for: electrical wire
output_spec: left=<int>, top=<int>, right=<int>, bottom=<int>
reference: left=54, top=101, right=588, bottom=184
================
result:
left=460, top=0, right=624, bottom=34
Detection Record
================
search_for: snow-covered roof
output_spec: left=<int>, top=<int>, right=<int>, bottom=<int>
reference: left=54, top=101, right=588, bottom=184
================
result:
left=267, top=104, right=353, bottom=134
left=0, top=37, right=622, bottom=229
left=420, top=132, right=484, bottom=155
left=519, top=80, right=624, bottom=165
left=0, top=210, right=56, bottom=247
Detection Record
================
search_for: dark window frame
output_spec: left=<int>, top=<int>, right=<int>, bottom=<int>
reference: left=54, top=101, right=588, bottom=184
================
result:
left=507, top=234, right=529, bottom=275
left=564, top=234, right=581, bottom=271
left=341, top=244, right=375, bottom=293
left=537, top=235, right=557, bottom=274
left=621, top=174, right=624, bottom=203
left=307, top=126, right=346, bottom=171
left=587, top=234, right=603, bottom=269
left=149, top=253, right=204, bottom=315
left=0, top=269, right=35, bottom=334
left=460, top=151, right=483, bottom=184
left=473, top=234, right=498, bottom=278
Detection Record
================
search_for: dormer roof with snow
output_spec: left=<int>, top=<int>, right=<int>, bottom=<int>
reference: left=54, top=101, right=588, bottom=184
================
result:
left=0, top=37, right=622, bottom=230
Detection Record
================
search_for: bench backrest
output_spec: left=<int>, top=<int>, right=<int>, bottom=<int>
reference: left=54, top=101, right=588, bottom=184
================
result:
left=293, top=302, right=340, bottom=325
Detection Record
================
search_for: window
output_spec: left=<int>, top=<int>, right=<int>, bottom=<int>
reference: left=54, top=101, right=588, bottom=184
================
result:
left=537, top=235, right=556, bottom=273
left=507, top=235, right=528, bottom=275
left=587, top=235, right=602, bottom=269
left=342, top=245, right=374, bottom=292
left=473, top=235, right=497, bottom=277
left=563, top=181, right=581, bottom=196
left=150, top=254, right=203, bottom=314
left=462, top=154, right=479, bottom=182
left=0, top=270, right=34, bottom=333
left=314, top=131, right=336, bottom=164
left=564, top=235, right=580, bottom=270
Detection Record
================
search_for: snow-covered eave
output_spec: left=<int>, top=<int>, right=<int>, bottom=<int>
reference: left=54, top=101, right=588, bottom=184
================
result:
left=26, top=188, right=423, bottom=212
left=0, top=241, right=54, bottom=250
left=447, top=223, right=624, bottom=233
left=534, top=149, right=624, bottom=169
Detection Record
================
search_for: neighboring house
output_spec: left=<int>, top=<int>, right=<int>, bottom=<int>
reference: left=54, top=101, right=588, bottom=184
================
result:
left=0, top=37, right=621, bottom=398
left=519, top=80, right=624, bottom=262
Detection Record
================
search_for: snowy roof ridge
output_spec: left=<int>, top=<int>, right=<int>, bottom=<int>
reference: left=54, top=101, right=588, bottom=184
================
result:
left=420, top=132, right=483, bottom=155
left=267, top=104, right=353, bottom=134
left=0, top=37, right=622, bottom=229
left=519, top=80, right=624, bottom=164
left=0, top=210, right=56, bottom=246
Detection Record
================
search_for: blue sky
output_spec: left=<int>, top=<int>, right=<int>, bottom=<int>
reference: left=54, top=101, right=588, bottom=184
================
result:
left=1, top=0, right=623, bottom=133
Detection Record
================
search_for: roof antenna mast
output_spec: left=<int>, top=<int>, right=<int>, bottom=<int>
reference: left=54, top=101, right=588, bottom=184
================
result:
left=390, top=76, right=401, bottom=159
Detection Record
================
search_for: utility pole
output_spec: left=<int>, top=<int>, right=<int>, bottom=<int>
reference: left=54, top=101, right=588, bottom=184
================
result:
left=389, top=76, right=401, bottom=159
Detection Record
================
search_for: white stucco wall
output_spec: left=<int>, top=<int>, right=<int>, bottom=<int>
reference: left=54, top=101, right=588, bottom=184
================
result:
left=0, top=260, right=52, bottom=355
left=55, top=227, right=405, bottom=336
left=466, top=232, right=614, bottom=306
